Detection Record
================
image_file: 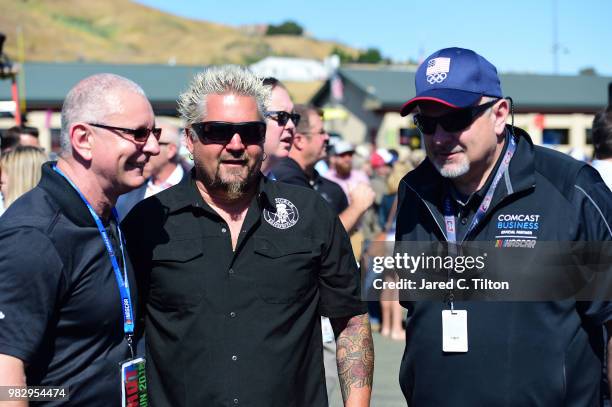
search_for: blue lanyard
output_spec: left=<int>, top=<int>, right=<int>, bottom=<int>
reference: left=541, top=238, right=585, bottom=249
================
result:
left=52, top=165, right=135, bottom=354
left=443, top=135, right=517, bottom=244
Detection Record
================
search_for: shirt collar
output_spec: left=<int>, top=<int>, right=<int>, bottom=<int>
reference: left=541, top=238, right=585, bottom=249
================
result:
left=165, top=164, right=184, bottom=186
left=164, top=169, right=276, bottom=214
left=39, top=161, right=100, bottom=227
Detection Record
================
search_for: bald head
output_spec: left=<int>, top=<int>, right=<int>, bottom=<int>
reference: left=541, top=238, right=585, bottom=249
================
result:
left=60, top=73, right=148, bottom=155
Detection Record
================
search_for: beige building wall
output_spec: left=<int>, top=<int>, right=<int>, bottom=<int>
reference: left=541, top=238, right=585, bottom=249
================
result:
left=1, top=108, right=596, bottom=159
left=324, top=109, right=367, bottom=145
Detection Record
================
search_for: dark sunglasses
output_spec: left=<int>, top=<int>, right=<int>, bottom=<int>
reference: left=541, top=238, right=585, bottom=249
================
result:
left=413, top=99, right=499, bottom=134
left=88, top=123, right=162, bottom=142
left=190, top=121, right=266, bottom=145
left=265, top=111, right=301, bottom=127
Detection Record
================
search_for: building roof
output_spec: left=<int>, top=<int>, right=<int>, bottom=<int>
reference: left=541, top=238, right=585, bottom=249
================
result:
left=2, top=62, right=610, bottom=115
left=313, top=66, right=612, bottom=113
left=0, top=62, right=206, bottom=113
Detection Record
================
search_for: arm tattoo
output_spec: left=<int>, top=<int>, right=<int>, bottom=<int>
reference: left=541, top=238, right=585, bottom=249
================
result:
left=334, top=313, right=374, bottom=402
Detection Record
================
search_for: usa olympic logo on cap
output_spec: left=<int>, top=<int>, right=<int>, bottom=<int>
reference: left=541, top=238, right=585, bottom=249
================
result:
left=426, top=57, right=451, bottom=84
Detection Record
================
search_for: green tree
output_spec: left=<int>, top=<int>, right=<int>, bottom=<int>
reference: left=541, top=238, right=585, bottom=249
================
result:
left=356, top=48, right=383, bottom=64
left=330, top=46, right=354, bottom=64
left=266, top=21, right=304, bottom=36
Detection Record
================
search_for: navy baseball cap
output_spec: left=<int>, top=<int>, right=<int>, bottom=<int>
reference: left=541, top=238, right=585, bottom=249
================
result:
left=400, top=47, right=503, bottom=116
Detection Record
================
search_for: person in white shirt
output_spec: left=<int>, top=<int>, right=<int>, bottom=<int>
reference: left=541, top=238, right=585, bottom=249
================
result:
left=115, top=120, right=186, bottom=219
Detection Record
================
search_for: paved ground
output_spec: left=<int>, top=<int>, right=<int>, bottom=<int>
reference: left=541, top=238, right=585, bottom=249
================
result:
left=329, top=331, right=406, bottom=407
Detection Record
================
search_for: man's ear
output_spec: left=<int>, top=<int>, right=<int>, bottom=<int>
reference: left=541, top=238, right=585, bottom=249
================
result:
left=493, top=99, right=510, bottom=137
left=185, top=129, right=195, bottom=154
left=167, top=143, right=178, bottom=161
left=292, top=133, right=306, bottom=151
left=70, top=123, right=93, bottom=161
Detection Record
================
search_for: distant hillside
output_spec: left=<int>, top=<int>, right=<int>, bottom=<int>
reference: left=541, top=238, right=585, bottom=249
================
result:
left=0, top=0, right=359, bottom=65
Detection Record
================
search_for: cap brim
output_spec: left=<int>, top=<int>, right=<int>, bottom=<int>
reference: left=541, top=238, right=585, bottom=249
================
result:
left=400, top=89, right=483, bottom=116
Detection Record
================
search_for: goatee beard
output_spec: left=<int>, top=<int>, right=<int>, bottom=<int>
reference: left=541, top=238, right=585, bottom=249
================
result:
left=198, top=154, right=262, bottom=199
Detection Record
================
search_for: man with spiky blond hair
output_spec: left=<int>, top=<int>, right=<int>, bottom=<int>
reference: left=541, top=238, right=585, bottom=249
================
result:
left=123, top=65, right=373, bottom=407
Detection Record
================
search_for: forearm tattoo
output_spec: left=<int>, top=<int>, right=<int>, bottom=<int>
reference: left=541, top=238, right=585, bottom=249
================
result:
left=335, top=314, right=374, bottom=401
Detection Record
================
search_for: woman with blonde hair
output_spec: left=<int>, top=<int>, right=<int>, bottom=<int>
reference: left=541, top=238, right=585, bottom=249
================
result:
left=0, top=145, right=47, bottom=210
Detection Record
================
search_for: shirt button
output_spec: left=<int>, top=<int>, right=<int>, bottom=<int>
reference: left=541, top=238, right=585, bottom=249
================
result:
left=230, top=312, right=236, bottom=318
left=232, top=355, right=238, bottom=361
left=461, top=218, right=468, bottom=225
left=229, top=268, right=235, bottom=275
left=221, top=227, right=227, bottom=233
left=233, top=399, right=239, bottom=405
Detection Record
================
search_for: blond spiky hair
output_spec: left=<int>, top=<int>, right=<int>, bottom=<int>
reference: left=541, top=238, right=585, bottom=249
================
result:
left=178, top=65, right=270, bottom=137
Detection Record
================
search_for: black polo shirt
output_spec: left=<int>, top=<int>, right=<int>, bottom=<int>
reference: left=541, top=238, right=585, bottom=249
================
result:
left=122, top=173, right=365, bottom=407
left=274, top=157, right=348, bottom=215
left=0, top=162, right=136, bottom=406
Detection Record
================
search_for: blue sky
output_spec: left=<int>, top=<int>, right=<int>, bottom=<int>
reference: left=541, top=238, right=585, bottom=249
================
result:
left=135, top=0, right=612, bottom=76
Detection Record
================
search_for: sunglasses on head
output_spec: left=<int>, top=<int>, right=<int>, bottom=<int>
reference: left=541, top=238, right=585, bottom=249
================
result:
left=413, top=99, right=499, bottom=134
left=190, top=121, right=266, bottom=145
left=265, top=111, right=301, bottom=127
left=88, top=123, right=162, bottom=143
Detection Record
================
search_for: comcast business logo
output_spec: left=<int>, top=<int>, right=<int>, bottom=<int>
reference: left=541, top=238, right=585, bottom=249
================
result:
left=264, top=198, right=299, bottom=229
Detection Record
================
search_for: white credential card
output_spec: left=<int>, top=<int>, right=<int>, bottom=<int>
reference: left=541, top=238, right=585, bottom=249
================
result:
left=442, top=310, right=468, bottom=352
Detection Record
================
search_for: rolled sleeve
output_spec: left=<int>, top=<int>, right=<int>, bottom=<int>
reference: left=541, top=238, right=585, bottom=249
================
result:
left=317, top=204, right=367, bottom=318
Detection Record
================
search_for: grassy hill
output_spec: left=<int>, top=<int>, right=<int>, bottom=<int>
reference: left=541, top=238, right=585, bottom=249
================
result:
left=0, top=0, right=359, bottom=65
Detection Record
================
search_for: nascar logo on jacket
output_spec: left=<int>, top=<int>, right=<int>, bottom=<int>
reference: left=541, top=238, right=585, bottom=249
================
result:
left=495, top=213, right=540, bottom=248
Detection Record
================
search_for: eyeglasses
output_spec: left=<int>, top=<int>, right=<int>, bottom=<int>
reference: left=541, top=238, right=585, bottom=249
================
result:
left=265, top=111, right=301, bottom=127
left=190, top=121, right=266, bottom=145
left=88, top=123, right=162, bottom=142
left=413, top=99, right=499, bottom=134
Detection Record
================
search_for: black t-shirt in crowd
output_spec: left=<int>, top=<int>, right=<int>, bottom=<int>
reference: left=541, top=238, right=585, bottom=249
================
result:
left=122, top=174, right=365, bottom=407
left=0, top=162, right=136, bottom=406
left=274, top=157, right=349, bottom=215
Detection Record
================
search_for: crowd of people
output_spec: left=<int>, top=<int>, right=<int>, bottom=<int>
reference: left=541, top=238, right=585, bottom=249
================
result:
left=0, top=47, right=610, bottom=407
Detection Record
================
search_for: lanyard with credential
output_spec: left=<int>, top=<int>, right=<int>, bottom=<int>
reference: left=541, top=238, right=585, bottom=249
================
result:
left=52, top=165, right=136, bottom=357
left=442, top=135, right=517, bottom=307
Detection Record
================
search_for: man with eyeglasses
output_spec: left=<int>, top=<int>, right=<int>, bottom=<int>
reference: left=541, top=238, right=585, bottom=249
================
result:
left=394, top=47, right=612, bottom=406
left=275, top=105, right=375, bottom=232
left=122, top=66, right=373, bottom=407
left=0, top=73, right=160, bottom=406
left=261, top=77, right=300, bottom=179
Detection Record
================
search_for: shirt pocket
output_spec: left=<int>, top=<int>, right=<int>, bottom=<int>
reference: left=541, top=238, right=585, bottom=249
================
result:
left=252, top=236, right=316, bottom=304
left=149, top=239, right=205, bottom=310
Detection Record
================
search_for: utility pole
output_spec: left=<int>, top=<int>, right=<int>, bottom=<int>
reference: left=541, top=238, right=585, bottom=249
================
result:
left=552, top=0, right=559, bottom=74
left=0, top=33, right=22, bottom=125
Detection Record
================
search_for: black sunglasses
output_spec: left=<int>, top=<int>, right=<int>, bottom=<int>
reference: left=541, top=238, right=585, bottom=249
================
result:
left=265, top=111, right=301, bottom=127
left=88, top=123, right=162, bottom=142
left=413, top=99, right=499, bottom=134
left=190, top=121, right=266, bottom=145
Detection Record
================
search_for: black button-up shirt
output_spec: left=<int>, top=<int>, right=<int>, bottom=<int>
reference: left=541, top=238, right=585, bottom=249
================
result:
left=122, top=173, right=365, bottom=407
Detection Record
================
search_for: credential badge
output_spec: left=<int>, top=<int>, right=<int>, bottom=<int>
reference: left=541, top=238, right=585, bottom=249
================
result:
left=264, top=198, right=299, bottom=229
